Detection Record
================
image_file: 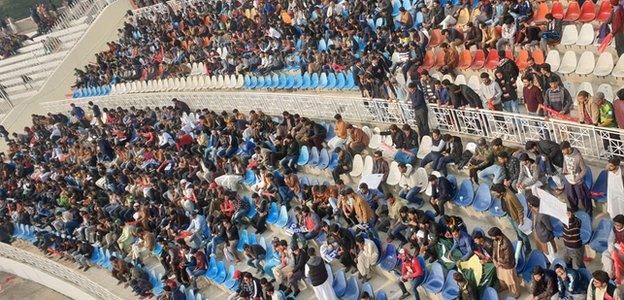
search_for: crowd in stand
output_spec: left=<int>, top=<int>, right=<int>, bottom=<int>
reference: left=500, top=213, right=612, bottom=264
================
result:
left=1, top=96, right=624, bottom=299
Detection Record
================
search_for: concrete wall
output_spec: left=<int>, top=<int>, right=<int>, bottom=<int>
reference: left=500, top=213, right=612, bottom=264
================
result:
left=1, top=0, right=133, bottom=135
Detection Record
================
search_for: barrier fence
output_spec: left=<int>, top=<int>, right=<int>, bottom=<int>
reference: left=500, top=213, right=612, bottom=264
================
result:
left=40, top=91, right=624, bottom=160
left=0, top=242, right=122, bottom=300
left=52, top=0, right=111, bottom=32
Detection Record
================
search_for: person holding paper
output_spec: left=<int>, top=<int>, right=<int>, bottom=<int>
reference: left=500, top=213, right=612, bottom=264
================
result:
left=560, top=141, right=592, bottom=216
left=606, top=157, right=624, bottom=218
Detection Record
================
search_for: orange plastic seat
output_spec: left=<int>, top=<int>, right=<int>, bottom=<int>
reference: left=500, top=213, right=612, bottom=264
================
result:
left=564, top=1, right=581, bottom=22
left=458, top=49, right=473, bottom=69
left=485, top=50, right=500, bottom=70
left=471, top=49, right=486, bottom=70
left=596, top=0, right=612, bottom=22
left=533, top=2, right=549, bottom=22
left=551, top=1, right=565, bottom=19
left=515, top=49, right=530, bottom=71
left=428, top=29, right=444, bottom=48
left=532, top=48, right=545, bottom=65
left=422, top=50, right=435, bottom=69
left=579, top=0, right=596, bottom=22
left=433, top=50, right=447, bottom=69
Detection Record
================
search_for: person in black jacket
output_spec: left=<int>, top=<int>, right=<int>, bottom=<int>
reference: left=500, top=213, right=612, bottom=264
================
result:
left=526, top=139, right=564, bottom=189
left=428, top=175, right=455, bottom=216
left=331, top=147, right=352, bottom=183
left=531, top=266, right=558, bottom=299
left=454, top=272, right=478, bottom=300
left=330, top=224, right=357, bottom=273
left=172, top=98, right=190, bottom=114
left=72, top=241, right=93, bottom=271
left=285, top=244, right=309, bottom=297
left=279, top=134, right=300, bottom=173
left=434, top=134, right=463, bottom=176
left=442, top=80, right=483, bottom=109
left=244, top=243, right=267, bottom=274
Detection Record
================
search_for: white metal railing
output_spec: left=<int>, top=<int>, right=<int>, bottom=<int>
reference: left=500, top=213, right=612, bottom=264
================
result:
left=0, top=242, right=122, bottom=300
left=51, top=0, right=111, bottom=31
left=40, top=91, right=624, bottom=160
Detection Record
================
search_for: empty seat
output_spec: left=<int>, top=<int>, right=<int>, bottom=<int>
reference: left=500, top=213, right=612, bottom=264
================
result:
left=362, top=155, right=374, bottom=177
left=613, top=54, right=624, bottom=78
left=386, top=161, right=401, bottom=185
left=594, top=52, right=615, bottom=76
left=429, top=29, right=443, bottom=47
left=422, top=50, right=435, bottom=69
left=558, top=51, right=578, bottom=74
left=597, top=0, right=613, bottom=22
left=423, top=262, right=445, bottom=294
left=575, top=51, right=595, bottom=75
left=578, top=0, right=596, bottom=22
left=533, top=2, right=549, bottom=22
left=458, top=49, right=472, bottom=69
left=560, top=25, right=579, bottom=46
left=467, top=75, right=481, bottom=94
left=551, top=1, right=565, bottom=19
left=454, top=179, right=475, bottom=206
left=515, top=49, right=530, bottom=70
left=564, top=0, right=581, bottom=21
left=545, top=50, right=561, bottom=72
left=575, top=211, right=593, bottom=244
left=532, top=48, right=545, bottom=65
left=473, top=183, right=493, bottom=212
left=484, top=49, right=500, bottom=70
left=454, top=74, right=467, bottom=85
left=471, top=49, right=486, bottom=70
left=350, top=154, right=364, bottom=177
left=416, top=136, right=432, bottom=159
left=576, top=23, right=595, bottom=46
left=563, top=81, right=577, bottom=98
left=590, top=219, right=613, bottom=253
left=591, top=170, right=608, bottom=202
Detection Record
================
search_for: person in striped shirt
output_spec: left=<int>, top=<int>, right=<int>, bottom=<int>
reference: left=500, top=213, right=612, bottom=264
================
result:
left=562, top=208, right=585, bottom=269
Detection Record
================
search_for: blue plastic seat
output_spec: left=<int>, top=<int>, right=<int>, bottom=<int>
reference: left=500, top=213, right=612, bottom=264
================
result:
left=402, top=0, right=412, bottom=9
left=224, top=265, right=238, bottom=290
left=516, top=193, right=531, bottom=219
left=578, top=268, right=592, bottom=284
left=362, top=282, right=374, bottom=298
left=285, top=75, right=294, bottom=89
left=206, top=256, right=218, bottom=280
left=488, top=197, right=507, bottom=217
left=521, top=251, right=548, bottom=282
left=551, top=217, right=564, bottom=238
left=333, top=270, right=347, bottom=297
left=453, top=179, right=474, bottom=206
left=271, top=74, right=280, bottom=89
left=90, top=246, right=103, bottom=265
left=266, top=202, right=279, bottom=224
left=248, top=233, right=257, bottom=246
left=589, top=218, right=613, bottom=253
left=245, top=196, right=257, bottom=219
left=277, top=74, right=287, bottom=89
left=472, top=183, right=493, bottom=212
left=375, top=18, right=385, bottom=29
left=376, top=291, right=388, bottom=300
left=276, top=205, right=289, bottom=228
left=152, top=243, right=163, bottom=256
left=299, top=176, right=310, bottom=187
left=575, top=211, right=592, bottom=244
left=255, top=76, right=264, bottom=89
left=292, top=74, right=302, bottom=89
left=441, top=270, right=460, bottom=299
left=307, top=147, right=320, bottom=166
left=310, top=73, right=319, bottom=89
left=481, top=287, right=499, bottom=300
left=264, top=75, right=273, bottom=89
left=244, top=74, right=252, bottom=88
left=591, top=170, right=608, bottom=203
left=326, top=73, right=337, bottom=89
left=392, top=0, right=401, bottom=16
left=301, top=73, right=311, bottom=89
left=367, top=18, right=376, bottom=31
left=325, top=123, right=336, bottom=141
left=318, top=39, right=327, bottom=52
left=236, top=229, right=249, bottom=252
left=247, top=75, right=257, bottom=89
left=550, top=258, right=566, bottom=270
left=318, top=73, right=328, bottom=89
left=214, top=261, right=227, bottom=284
left=584, top=168, right=593, bottom=190
left=423, top=262, right=445, bottom=294
left=336, top=73, right=346, bottom=90
left=318, top=148, right=330, bottom=170
left=345, top=72, right=356, bottom=89
left=343, top=276, right=360, bottom=300
left=243, top=169, right=257, bottom=186
left=297, top=145, right=310, bottom=165
left=328, top=151, right=339, bottom=171
left=380, top=243, right=398, bottom=270
left=101, top=249, right=112, bottom=270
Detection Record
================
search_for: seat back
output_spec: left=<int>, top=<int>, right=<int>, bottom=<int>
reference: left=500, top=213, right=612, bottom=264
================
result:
left=471, top=49, right=486, bottom=69
left=545, top=50, right=561, bottom=72
left=594, top=52, right=615, bottom=76
left=576, top=23, right=595, bottom=46
left=575, top=51, right=595, bottom=75
left=473, top=183, right=493, bottom=212
left=579, top=0, right=596, bottom=22
left=531, top=48, right=545, bottom=64
left=533, top=2, right=549, bottom=22
left=551, top=1, right=564, bottom=19
left=597, top=0, right=613, bottom=21
left=564, top=0, right=581, bottom=21
left=560, top=25, right=579, bottom=46
left=559, top=51, right=578, bottom=74
left=458, top=49, right=472, bottom=69
left=515, top=49, right=529, bottom=70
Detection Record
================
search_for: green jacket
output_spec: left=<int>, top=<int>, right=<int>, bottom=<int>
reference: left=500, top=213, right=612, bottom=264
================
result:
left=599, top=101, right=616, bottom=128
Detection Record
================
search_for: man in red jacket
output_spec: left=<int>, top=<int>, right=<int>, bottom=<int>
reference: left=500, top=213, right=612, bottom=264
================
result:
left=396, top=247, right=425, bottom=300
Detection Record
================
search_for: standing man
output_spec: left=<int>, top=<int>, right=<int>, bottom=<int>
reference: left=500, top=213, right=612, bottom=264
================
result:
left=305, top=248, right=337, bottom=300
left=88, top=101, right=103, bottom=126
left=607, top=157, right=624, bottom=218
left=355, top=236, right=379, bottom=282
left=407, top=81, right=430, bottom=138
left=561, top=141, right=592, bottom=216
left=490, top=184, right=531, bottom=254
left=478, top=72, right=502, bottom=111
left=488, top=227, right=520, bottom=298
left=562, top=208, right=585, bottom=269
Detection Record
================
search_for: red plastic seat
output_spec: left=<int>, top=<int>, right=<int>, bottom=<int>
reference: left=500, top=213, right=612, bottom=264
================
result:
left=533, top=2, right=549, bottom=23
left=564, top=1, right=581, bottom=22
left=471, top=49, right=486, bottom=70
left=551, top=1, right=565, bottom=20
left=422, top=50, right=435, bottom=69
left=579, top=0, right=596, bottom=22
left=485, top=50, right=500, bottom=70
left=505, top=50, right=514, bottom=60
left=433, top=50, right=446, bottom=69
left=596, top=0, right=613, bottom=22
left=428, top=29, right=443, bottom=48
left=458, top=49, right=473, bottom=69
left=515, top=49, right=530, bottom=71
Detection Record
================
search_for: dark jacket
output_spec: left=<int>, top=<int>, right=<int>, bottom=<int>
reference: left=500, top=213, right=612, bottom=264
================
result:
left=557, top=268, right=588, bottom=297
left=432, top=176, right=454, bottom=201
left=531, top=269, right=558, bottom=299
left=492, top=235, right=515, bottom=269
left=535, top=140, right=563, bottom=168
left=534, top=212, right=554, bottom=244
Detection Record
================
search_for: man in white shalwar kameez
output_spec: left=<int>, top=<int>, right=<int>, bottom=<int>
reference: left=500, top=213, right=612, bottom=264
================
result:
left=607, top=158, right=624, bottom=218
left=305, top=248, right=337, bottom=300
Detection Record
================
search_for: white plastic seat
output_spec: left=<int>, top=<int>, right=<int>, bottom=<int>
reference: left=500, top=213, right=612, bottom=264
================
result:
left=167, top=78, right=176, bottom=91
left=560, top=25, right=579, bottom=46
left=145, top=80, right=153, bottom=92
left=454, top=74, right=466, bottom=85
left=235, top=75, right=245, bottom=88
left=558, top=51, right=577, bottom=74
left=597, top=84, right=615, bottom=102
left=575, top=51, right=595, bottom=75
left=441, top=74, right=453, bottom=83
left=467, top=75, right=481, bottom=94
left=224, top=75, right=232, bottom=89
left=576, top=24, right=595, bottom=46
left=362, top=155, right=374, bottom=177
left=198, top=76, right=206, bottom=89
left=131, top=81, right=138, bottom=93
left=228, top=74, right=237, bottom=88
left=217, top=75, right=225, bottom=89
left=577, top=82, right=594, bottom=96
left=156, top=79, right=164, bottom=91
left=191, top=76, right=199, bottom=90
left=350, top=154, right=364, bottom=177
left=563, top=81, right=576, bottom=98
left=209, top=76, right=218, bottom=89
left=613, top=54, right=624, bottom=78
left=545, top=50, right=561, bottom=72
left=413, top=167, right=429, bottom=190
left=361, top=126, right=373, bottom=140
left=198, top=62, right=206, bottom=75
left=386, top=161, right=401, bottom=186
left=465, top=142, right=477, bottom=154
left=110, top=84, right=118, bottom=95
left=594, top=52, right=615, bottom=77
left=416, top=136, right=432, bottom=159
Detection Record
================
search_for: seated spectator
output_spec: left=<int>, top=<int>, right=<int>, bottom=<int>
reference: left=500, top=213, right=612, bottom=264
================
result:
left=530, top=266, right=558, bottom=300
left=428, top=175, right=455, bottom=216
left=327, top=114, right=348, bottom=150
left=554, top=264, right=588, bottom=300
left=587, top=270, right=619, bottom=300
left=516, top=153, right=543, bottom=191
left=346, top=125, right=369, bottom=155
left=527, top=195, right=557, bottom=258
left=420, top=129, right=446, bottom=168
left=244, top=243, right=267, bottom=275
left=454, top=272, right=478, bottom=300
left=448, top=227, right=474, bottom=264
left=396, top=247, right=425, bottom=300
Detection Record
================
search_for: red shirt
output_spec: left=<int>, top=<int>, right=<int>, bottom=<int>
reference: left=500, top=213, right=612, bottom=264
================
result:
left=613, top=99, right=624, bottom=129
left=401, top=256, right=424, bottom=279
left=523, top=85, right=544, bottom=113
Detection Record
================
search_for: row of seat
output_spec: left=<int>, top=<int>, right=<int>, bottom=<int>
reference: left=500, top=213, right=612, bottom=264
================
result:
left=545, top=49, right=618, bottom=77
